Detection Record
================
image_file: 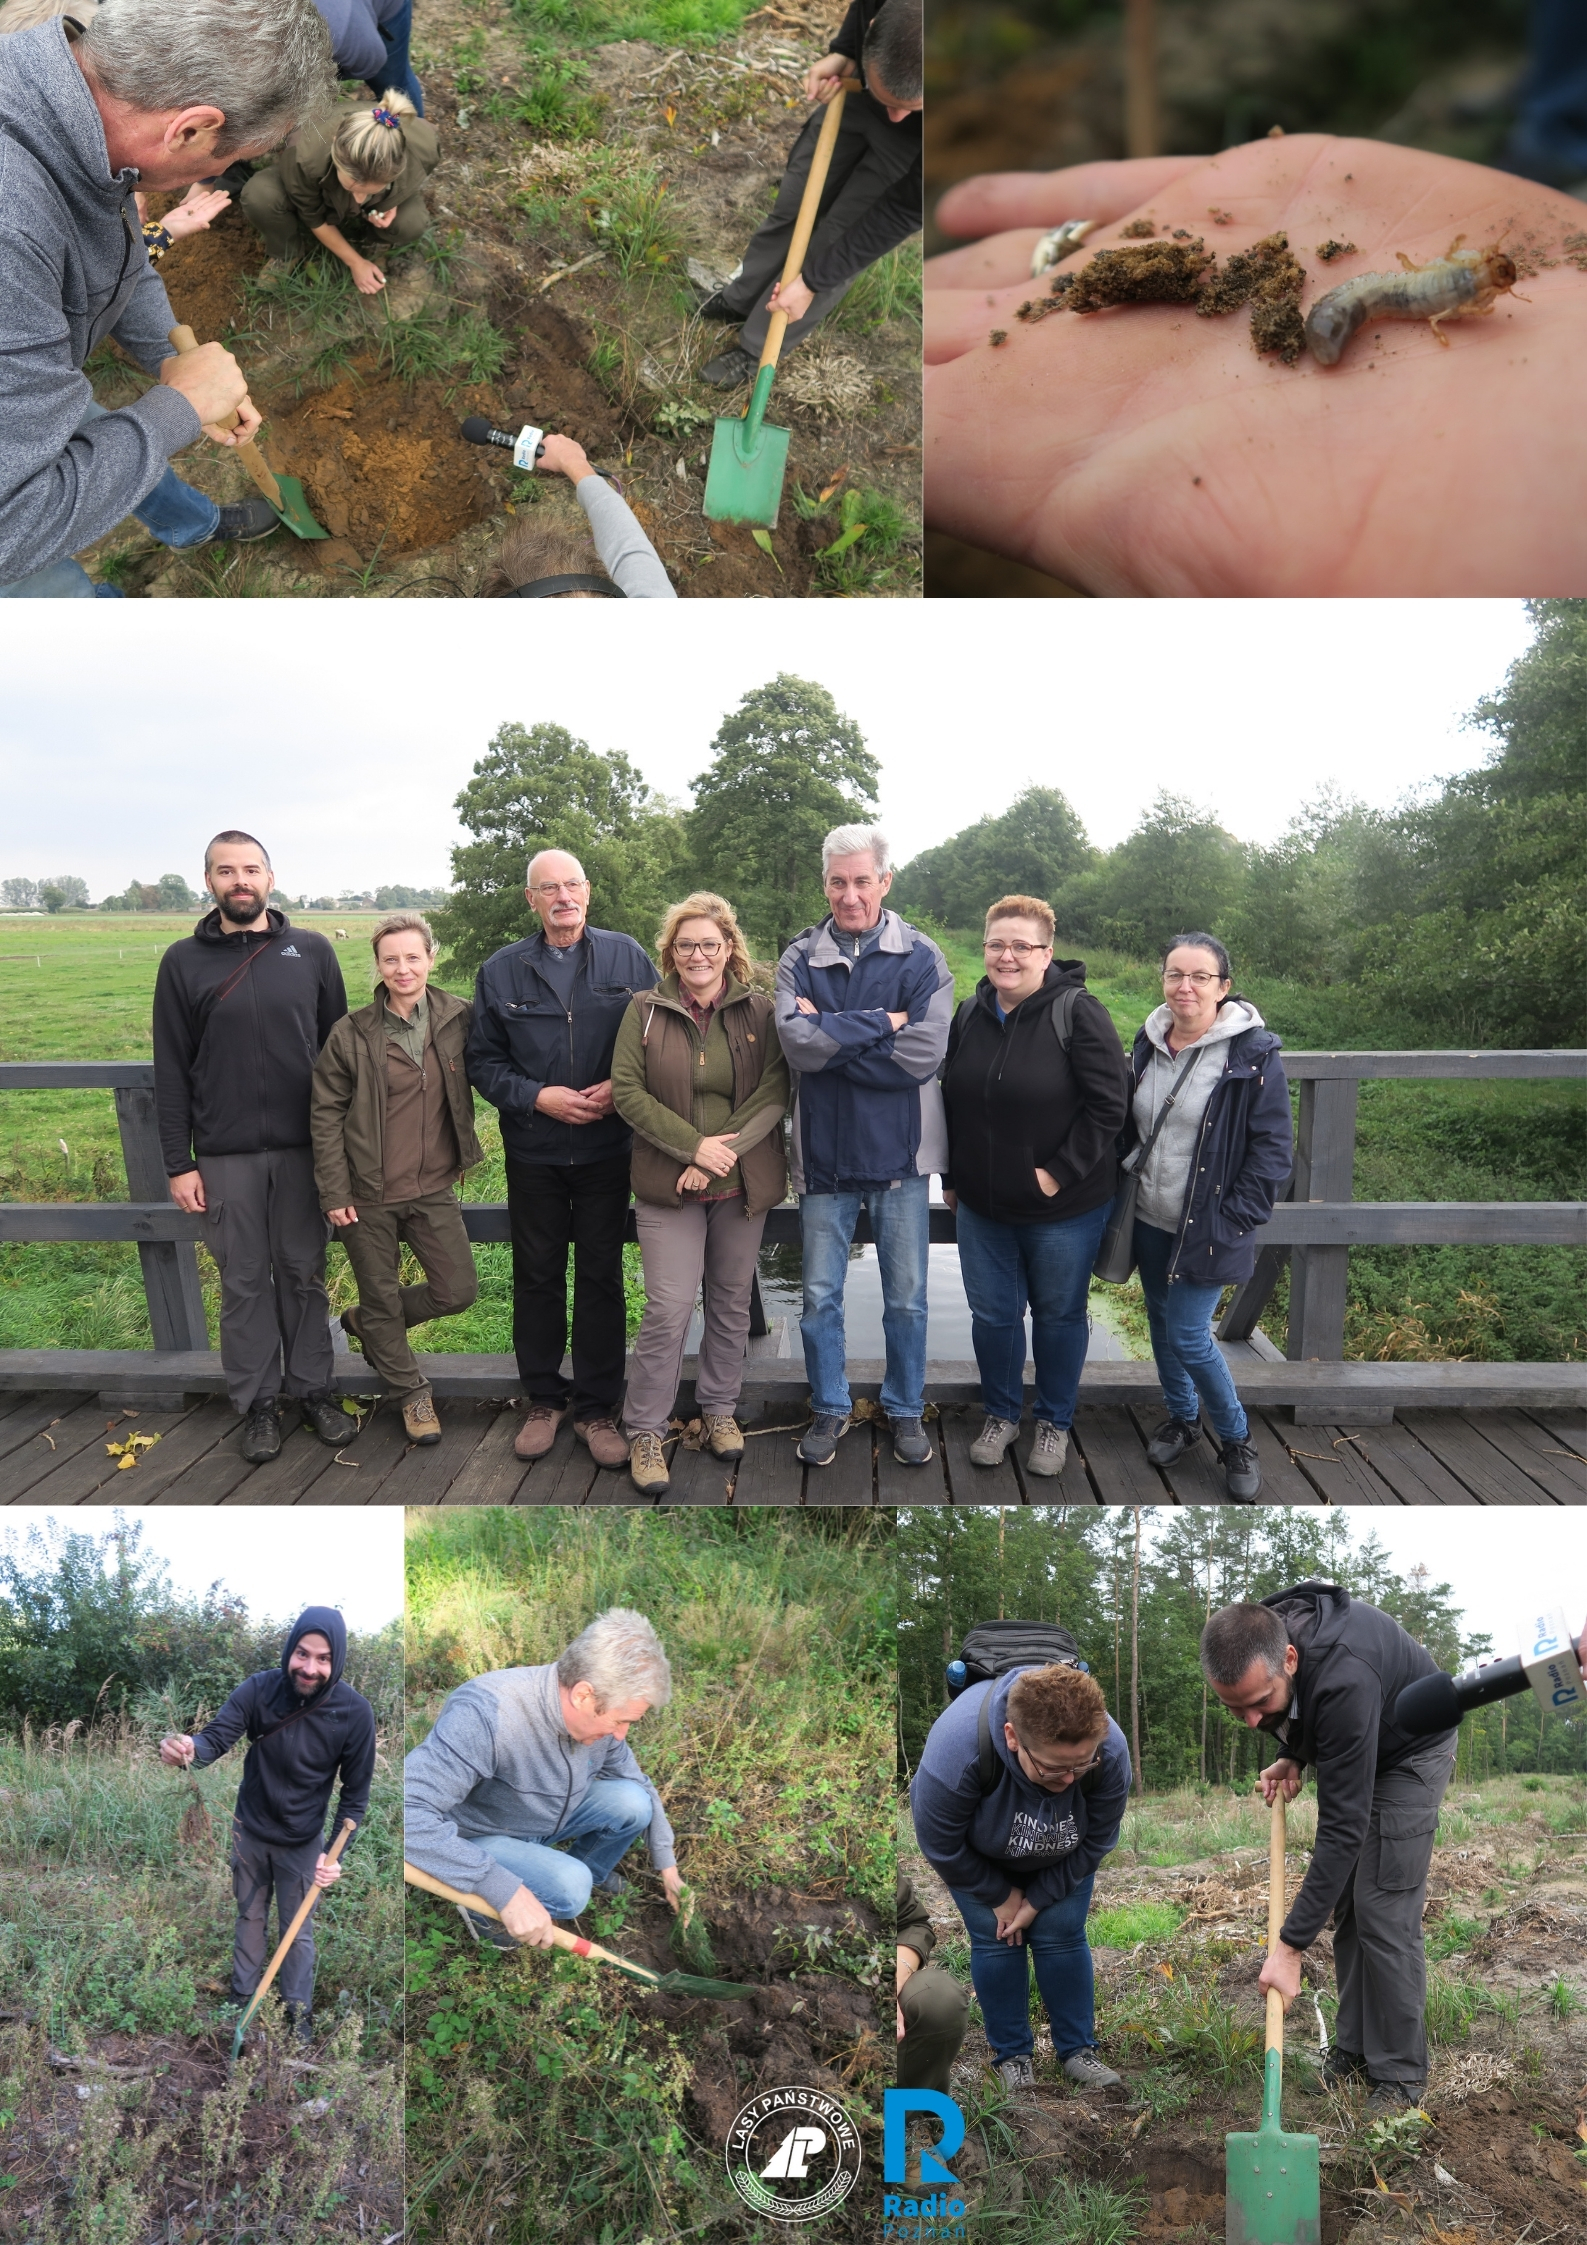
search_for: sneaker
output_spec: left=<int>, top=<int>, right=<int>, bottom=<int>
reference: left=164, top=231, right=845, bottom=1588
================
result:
left=514, top=1403, right=566, bottom=1459
left=890, top=1416, right=934, bottom=1467
left=699, top=345, right=757, bottom=388
left=1145, top=1415, right=1202, bottom=1467
left=629, top=1432, right=671, bottom=1494
left=300, top=1391, right=356, bottom=1446
left=701, top=1412, right=744, bottom=1458
left=1061, top=2049, right=1124, bottom=2091
left=340, top=1304, right=366, bottom=1350
left=1026, top=1420, right=1069, bottom=1478
left=239, top=1399, right=281, bottom=1465
left=991, top=2053, right=1036, bottom=2093
left=194, top=499, right=279, bottom=546
left=1322, top=2049, right=1368, bottom=2091
left=969, top=1416, right=1019, bottom=1467
left=456, top=1904, right=516, bottom=1952
left=574, top=1415, right=629, bottom=1468
left=798, top=1412, right=850, bottom=1466
left=1220, top=1436, right=1262, bottom=1500
left=593, top=1871, right=628, bottom=1897
left=1365, top=2080, right=1425, bottom=2117
left=402, top=1393, right=442, bottom=1446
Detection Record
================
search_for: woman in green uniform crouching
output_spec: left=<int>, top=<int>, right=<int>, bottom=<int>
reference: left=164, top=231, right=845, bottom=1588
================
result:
left=242, top=92, right=439, bottom=295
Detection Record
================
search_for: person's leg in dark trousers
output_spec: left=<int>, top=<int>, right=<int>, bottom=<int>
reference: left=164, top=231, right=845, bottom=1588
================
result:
left=268, top=1146, right=336, bottom=1401
left=898, top=1964, right=971, bottom=2093
left=229, top=1823, right=323, bottom=2029
left=199, top=1148, right=332, bottom=1413
left=566, top=1152, right=633, bottom=1419
left=339, top=1193, right=477, bottom=1396
left=1333, top=1740, right=1454, bottom=2087
left=506, top=1159, right=576, bottom=1405
left=506, top=1153, right=630, bottom=1415
left=367, top=0, right=425, bottom=113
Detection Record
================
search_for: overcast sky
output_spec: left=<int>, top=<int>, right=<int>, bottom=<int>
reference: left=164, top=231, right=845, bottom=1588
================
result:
left=0, top=600, right=1533, bottom=897
left=4, top=1507, right=403, bottom=1634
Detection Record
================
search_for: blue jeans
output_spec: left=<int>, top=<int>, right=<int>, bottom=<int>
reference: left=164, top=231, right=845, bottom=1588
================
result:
left=370, top=0, right=425, bottom=113
left=0, top=400, right=219, bottom=597
left=949, top=1876, right=1097, bottom=2063
left=470, top=1777, right=653, bottom=1919
left=956, top=1196, right=1112, bottom=1429
left=1133, top=1220, right=1248, bottom=1442
left=800, top=1174, right=928, bottom=1419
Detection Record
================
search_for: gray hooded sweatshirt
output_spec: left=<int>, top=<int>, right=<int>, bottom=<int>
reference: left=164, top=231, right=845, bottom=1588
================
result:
left=0, top=18, right=202, bottom=582
left=403, top=1661, right=676, bottom=1916
left=1131, top=998, right=1266, bottom=1231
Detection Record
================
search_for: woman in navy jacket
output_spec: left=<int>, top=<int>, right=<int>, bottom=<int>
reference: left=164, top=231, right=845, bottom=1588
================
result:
left=1122, top=933, right=1293, bottom=1500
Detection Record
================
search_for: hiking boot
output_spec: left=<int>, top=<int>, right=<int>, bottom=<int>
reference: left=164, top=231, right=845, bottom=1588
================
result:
left=402, top=1393, right=442, bottom=1446
left=701, top=1412, right=744, bottom=1458
left=1365, top=2080, right=1424, bottom=2116
left=259, top=255, right=302, bottom=282
left=1061, top=2049, right=1124, bottom=2092
left=798, top=1412, right=850, bottom=1466
left=699, top=345, right=757, bottom=388
left=969, top=1415, right=1019, bottom=1467
left=340, top=1303, right=366, bottom=1350
left=1145, top=1415, right=1202, bottom=1467
left=239, top=1400, right=281, bottom=1465
left=574, top=1415, right=628, bottom=1468
left=1220, top=1436, right=1262, bottom=1500
left=629, top=1432, right=670, bottom=1494
left=456, top=1904, right=516, bottom=1951
left=991, top=2053, right=1036, bottom=2093
left=194, top=499, right=279, bottom=546
left=890, top=1416, right=934, bottom=1466
left=301, top=1391, right=356, bottom=1446
left=1027, top=1420, right=1069, bottom=1477
left=1322, top=2049, right=1368, bottom=2091
left=514, top=1402, right=566, bottom=1459
left=693, top=289, right=739, bottom=321
left=593, top=1871, right=628, bottom=1897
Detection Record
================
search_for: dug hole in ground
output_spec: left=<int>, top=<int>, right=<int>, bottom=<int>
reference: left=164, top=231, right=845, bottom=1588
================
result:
left=79, top=0, right=921, bottom=599
left=900, top=1773, right=1587, bottom=2245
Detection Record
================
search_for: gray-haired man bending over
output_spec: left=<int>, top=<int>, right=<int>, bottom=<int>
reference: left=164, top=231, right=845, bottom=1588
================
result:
left=404, top=1608, right=686, bottom=1949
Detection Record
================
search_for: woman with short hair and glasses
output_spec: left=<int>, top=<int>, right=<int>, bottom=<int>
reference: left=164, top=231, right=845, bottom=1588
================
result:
left=610, top=893, right=790, bottom=1495
left=1123, top=931, right=1294, bottom=1500
left=940, top=895, right=1131, bottom=1481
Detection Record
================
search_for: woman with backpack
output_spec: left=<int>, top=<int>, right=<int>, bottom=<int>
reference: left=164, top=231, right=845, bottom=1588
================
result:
left=1121, top=932, right=1294, bottom=1501
left=941, top=895, right=1131, bottom=1481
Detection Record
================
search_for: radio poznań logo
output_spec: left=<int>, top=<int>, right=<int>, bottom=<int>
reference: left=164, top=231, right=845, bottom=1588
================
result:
left=725, top=2087, right=862, bottom=2221
left=882, top=2089, right=967, bottom=2225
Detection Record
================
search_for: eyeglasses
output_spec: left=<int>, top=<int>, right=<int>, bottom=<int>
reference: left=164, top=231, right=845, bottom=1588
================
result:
left=675, top=939, right=723, bottom=958
left=1163, top=970, right=1221, bottom=987
left=532, top=880, right=588, bottom=897
left=984, top=939, right=1050, bottom=960
left=1015, top=1742, right=1104, bottom=1782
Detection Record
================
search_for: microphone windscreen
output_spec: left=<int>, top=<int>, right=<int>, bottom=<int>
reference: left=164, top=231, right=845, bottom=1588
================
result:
left=1394, top=1671, right=1463, bottom=1736
left=460, top=417, right=494, bottom=445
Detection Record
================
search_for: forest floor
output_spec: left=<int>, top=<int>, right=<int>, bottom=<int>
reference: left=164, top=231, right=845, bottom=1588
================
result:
left=77, top=0, right=920, bottom=599
left=900, top=1773, right=1587, bottom=2245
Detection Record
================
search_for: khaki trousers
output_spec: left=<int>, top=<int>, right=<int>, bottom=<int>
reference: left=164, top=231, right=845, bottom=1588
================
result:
left=338, top=1191, right=478, bottom=1396
left=898, top=1963, right=971, bottom=2094
left=622, top=1197, right=767, bottom=1436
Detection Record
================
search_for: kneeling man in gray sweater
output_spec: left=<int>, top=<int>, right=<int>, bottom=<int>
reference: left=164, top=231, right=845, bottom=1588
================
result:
left=404, top=1607, right=684, bottom=1949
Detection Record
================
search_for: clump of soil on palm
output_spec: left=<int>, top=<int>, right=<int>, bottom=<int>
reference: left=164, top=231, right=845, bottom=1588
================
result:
left=1064, top=238, right=1214, bottom=311
left=1196, top=230, right=1309, bottom=362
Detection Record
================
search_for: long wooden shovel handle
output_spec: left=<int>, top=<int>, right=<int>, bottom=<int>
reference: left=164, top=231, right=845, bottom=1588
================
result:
left=759, top=82, right=847, bottom=375
left=402, top=1861, right=662, bottom=1983
left=167, top=323, right=284, bottom=510
left=1266, top=1792, right=1285, bottom=2056
left=240, top=1817, right=356, bottom=2027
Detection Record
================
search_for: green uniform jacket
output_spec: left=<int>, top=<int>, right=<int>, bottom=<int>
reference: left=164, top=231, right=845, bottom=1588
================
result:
left=897, top=1872, right=936, bottom=1967
left=269, top=107, right=440, bottom=232
left=310, top=983, right=481, bottom=1208
left=611, top=973, right=789, bottom=1216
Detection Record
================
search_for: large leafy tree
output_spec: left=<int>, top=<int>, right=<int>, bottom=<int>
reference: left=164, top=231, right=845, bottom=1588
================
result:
left=432, top=721, right=687, bottom=978
left=687, top=675, right=880, bottom=958
left=891, top=785, right=1096, bottom=929
left=1087, top=790, right=1246, bottom=958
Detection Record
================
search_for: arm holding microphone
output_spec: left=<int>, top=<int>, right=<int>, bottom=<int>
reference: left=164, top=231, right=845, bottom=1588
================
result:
left=1395, top=1612, right=1585, bottom=1737
left=462, top=420, right=676, bottom=598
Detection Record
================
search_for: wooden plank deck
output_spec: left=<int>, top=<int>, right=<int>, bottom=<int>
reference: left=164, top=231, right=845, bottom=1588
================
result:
left=2, top=1394, right=1580, bottom=1506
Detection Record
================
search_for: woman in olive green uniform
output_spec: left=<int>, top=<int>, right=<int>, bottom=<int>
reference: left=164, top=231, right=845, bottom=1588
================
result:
left=241, top=92, right=439, bottom=295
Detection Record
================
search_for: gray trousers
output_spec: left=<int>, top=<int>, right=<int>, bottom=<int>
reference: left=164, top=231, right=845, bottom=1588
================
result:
left=198, top=1146, right=334, bottom=1414
left=1332, top=1735, right=1456, bottom=2085
left=898, top=1963, right=970, bottom=2094
left=338, top=1191, right=478, bottom=1396
left=230, top=1820, right=322, bottom=2017
left=622, top=1197, right=768, bottom=1437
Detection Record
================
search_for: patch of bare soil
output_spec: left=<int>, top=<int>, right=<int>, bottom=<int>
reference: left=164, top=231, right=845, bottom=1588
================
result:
left=264, top=368, right=505, bottom=556
left=153, top=199, right=268, bottom=344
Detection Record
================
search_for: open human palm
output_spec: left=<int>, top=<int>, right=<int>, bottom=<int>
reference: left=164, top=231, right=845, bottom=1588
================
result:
left=926, top=135, right=1587, bottom=594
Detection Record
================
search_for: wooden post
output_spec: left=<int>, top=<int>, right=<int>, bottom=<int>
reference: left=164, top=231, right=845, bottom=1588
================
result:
left=1286, top=1077, right=1358, bottom=1364
left=112, top=1086, right=209, bottom=1358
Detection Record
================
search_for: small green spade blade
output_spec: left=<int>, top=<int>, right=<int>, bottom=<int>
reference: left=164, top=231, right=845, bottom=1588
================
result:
left=1226, top=2052, right=1321, bottom=2245
left=703, top=364, right=790, bottom=529
left=268, top=472, right=329, bottom=540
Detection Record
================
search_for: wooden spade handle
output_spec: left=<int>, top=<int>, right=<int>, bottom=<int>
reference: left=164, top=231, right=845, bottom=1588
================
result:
left=759, top=83, right=846, bottom=374
left=166, top=323, right=283, bottom=509
left=401, top=1861, right=661, bottom=1982
left=242, top=1817, right=356, bottom=2022
left=1266, top=1792, right=1285, bottom=2055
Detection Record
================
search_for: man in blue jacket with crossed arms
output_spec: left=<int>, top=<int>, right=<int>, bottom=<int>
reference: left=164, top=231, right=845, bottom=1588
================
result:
left=775, top=823, right=953, bottom=1470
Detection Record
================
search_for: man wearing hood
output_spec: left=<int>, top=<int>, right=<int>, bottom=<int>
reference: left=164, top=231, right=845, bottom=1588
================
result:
left=161, top=1605, right=375, bottom=2037
left=1202, top=1586, right=1458, bottom=2115
left=153, top=831, right=349, bottom=1466
left=0, top=0, right=332, bottom=598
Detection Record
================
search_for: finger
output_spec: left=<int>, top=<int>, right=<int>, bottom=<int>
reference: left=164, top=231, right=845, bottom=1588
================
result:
left=935, top=155, right=1212, bottom=242
left=925, top=276, right=1038, bottom=364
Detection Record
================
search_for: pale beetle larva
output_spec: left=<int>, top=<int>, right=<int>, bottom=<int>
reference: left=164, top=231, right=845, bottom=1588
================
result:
left=1302, top=235, right=1520, bottom=365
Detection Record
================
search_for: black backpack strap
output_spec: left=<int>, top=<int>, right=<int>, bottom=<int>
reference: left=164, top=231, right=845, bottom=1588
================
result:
left=1049, top=985, right=1079, bottom=1051
left=977, top=1689, right=996, bottom=1792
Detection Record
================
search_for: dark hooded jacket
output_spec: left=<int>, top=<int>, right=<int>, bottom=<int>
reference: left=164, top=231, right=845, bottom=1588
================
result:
left=191, top=1606, right=376, bottom=1852
left=1121, top=1017, right=1293, bottom=1285
left=911, top=1669, right=1131, bottom=1911
left=153, top=909, right=348, bottom=1176
left=941, top=960, right=1130, bottom=1224
left=1252, top=1583, right=1455, bottom=1951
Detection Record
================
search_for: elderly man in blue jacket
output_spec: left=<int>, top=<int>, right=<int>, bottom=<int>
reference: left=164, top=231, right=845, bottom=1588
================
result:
left=912, top=1661, right=1130, bottom=2096
left=775, top=824, right=953, bottom=1469
left=467, top=850, right=657, bottom=1469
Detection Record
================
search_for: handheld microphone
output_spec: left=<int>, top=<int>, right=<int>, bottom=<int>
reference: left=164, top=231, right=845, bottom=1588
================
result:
left=461, top=417, right=544, bottom=469
left=1394, top=1611, right=1585, bottom=1737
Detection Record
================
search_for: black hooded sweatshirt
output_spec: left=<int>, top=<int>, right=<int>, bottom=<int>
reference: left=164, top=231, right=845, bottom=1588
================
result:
left=191, top=1606, right=376, bottom=1853
left=940, top=960, right=1131, bottom=1224
left=1254, top=1583, right=1455, bottom=1952
left=152, top=908, right=347, bottom=1178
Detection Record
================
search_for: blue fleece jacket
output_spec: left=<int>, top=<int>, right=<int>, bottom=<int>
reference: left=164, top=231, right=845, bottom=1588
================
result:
left=910, top=1672, right=1131, bottom=1910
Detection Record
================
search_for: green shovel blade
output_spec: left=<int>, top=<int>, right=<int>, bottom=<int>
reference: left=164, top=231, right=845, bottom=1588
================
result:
left=703, top=364, right=789, bottom=529
left=1226, top=2053, right=1321, bottom=2245
left=269, top=472, right=329, bottom=540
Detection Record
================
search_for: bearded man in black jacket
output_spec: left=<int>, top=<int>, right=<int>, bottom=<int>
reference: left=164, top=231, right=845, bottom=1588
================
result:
left=161, top=1605, right=374, bottom=2040
left=1203, top=1584, right=1458, bottom=2114
left=153, top=831, right=349, bottom=1465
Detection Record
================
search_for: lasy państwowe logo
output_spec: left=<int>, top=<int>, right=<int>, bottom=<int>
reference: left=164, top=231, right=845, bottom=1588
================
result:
left=725, top=2085, right=862, bottom=2221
